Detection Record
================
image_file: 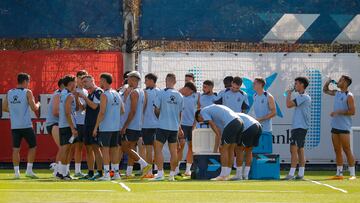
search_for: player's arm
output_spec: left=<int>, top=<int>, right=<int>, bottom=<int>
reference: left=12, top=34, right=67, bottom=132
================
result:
left=121, top=91, right=139, bottom=134
left=65, top=95, right=77, bottom=136
left=93, top=94, right=107, bottom=137
left=73, top=92, right=82, bottom=111
left=208, top=120, right=221, bottom=153
left=52, top=94, right=60, bottom=117
left=331, top=95, right=356, bottom=117
left=80, top=93, right=98, bottom=110
left=286, top=91, right=296, bottom=108
left=257, top=95, right=276, bottom=122
left=27, top=90, right=40, bottom=112
left=2, top=95, right=9, bottom=112
left=143, top=91, right=148, bottom=113
left=323, top=78, right=336, bottom=96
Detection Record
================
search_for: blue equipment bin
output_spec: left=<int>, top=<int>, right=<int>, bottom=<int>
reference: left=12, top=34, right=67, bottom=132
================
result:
left=252, top=131, right=273, bottom=154
left=191, top=153, right=221, bottom=180
left=249, top=154, right=280, bottom=180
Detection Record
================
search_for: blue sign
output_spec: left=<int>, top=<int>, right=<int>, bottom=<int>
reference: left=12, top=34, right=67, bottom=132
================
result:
left=0, top=0, right=123, bottom=38
left=207, top=158, right=221, bottom=172
left=140, top=0, right=360, bottom=43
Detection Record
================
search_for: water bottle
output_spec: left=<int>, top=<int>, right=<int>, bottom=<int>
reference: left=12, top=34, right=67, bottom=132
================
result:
left=330, top=80, right=338, bottom=85
left=283, top=87, right=295, bottom=97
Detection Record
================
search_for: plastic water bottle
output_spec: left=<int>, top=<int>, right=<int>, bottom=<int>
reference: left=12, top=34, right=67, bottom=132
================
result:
left=283, top=87, right=295, bottom=97
left=330, top=80, right=338, bottom=85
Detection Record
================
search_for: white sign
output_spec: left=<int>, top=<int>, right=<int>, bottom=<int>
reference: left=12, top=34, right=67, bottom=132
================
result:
left=139, top=52, right=360, bottom=163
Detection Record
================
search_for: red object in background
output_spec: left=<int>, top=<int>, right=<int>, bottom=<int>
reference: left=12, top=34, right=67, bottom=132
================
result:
left=0, top=50, right=123, bottom=162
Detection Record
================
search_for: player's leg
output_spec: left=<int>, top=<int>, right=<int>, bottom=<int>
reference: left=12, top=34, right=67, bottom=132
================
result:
left=97, top=132, right=112, bottom=180
left=51, top=125, right=61, bottom=175
left=92, top=144, right=103, bottom=179
left=331, top=133, right=343, bottom=178
left=24, top=128, right=37, bottom=178
left=184, top=140, right=193, bottom=176
left=137, top=137, right=146, bottom=172
left=142, top=129, right=155, bottom=178
left=243, top=147, right=253, bottom=180
left=286, top=129, right=299, bottom=180
left=74, top=125, right=85, bottom=177
left=122, top=130, right=151, bottom=178
left=232, top=145, right=244, bottom=180
left=109, top=132, right=120, bottom=180
left=184, top=126, right=193, bottom=176
left=295, top=129, right=307, bottom=179
left=339, top=133, right=356, bottom=179
left=151, top=129, right=166, bottom=180
left=11, top=129, right=22, bottom=178
left=212, top=144, right=230, bottom=181
left=176, top=136, right=186, bottom=175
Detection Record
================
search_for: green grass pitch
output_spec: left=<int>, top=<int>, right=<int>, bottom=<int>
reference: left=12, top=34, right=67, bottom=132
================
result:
left=0, top=170, right=359, bottom=203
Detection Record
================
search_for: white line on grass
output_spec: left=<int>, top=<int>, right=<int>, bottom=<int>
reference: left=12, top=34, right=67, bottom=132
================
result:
left=111, top=181, right=131, bottom=192
left=0, top=189, right=114, bottom=193
left=154, top=190, right=300, bottom=193
left=306, top=179, right=348, bottom=194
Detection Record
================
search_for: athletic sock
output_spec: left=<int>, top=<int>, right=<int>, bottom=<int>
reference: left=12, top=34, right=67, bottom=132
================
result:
left=75, top=163, right=81, bottom=174
left=185, top=163, right=192, bottom=174
left=97, top=170, right=103, bottom=176
left=14, top=166, right=20, bottom=176
left=88, top=170, right=94, bottom=177
left=175, top=162, right=181, bottom=175
left=154, top=164, right=158, bottom=171
left=336, top=166, right=344, bottom=176
left=138, top=158, right=148, bottom=168
left=220, top=167, right=226, bottom=176
left=60, top=164, right=67, bottom=176
left=236, top=167, right=243, bottom=177
left=112, top=163, right=120, bottom=174
left=26, top=163, right=33, bottom=174
left=104, top=165, right=110, bottom=177
left=225, top=167, right=231, bottom=177
left=126, top=166, right=133, bottom=176
left=169, top=171, right=176, bottom=177
left=66, top=164, right=70, bottom=175
left=289, top=168, right=296, bottom=176
left=349, top=166, right=356, bottom=176
left=157, top=169, right=164, bottom=177
left=298, top=167, right=305, bottom=177
left=244, top=166, right=250, bottom=178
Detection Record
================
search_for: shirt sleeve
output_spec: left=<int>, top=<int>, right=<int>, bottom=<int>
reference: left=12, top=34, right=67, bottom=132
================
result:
left=294, top=95, right=308, bottom=106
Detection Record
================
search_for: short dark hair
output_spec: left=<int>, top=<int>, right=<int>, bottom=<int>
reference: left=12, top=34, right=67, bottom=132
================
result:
left=254, top=77, right=266, bottom=87
left=81, top=75, right=93, bottom=80
left=195, top=109, right=201, bottom=122
left=223, top=76, right=233, bottom=87
left=76, top=70, right=88, bottom=77
left=185, top=73, right=195, bottom=79
left=100, top=73, right=113, bottom=84
left=145, top=73, right=158, bottom=83
left=123, top=71, right=131, bottom=79
left=166, top=73, right=176, bottom=80
left=232, top=76, right=243, bottom=86
left=203, top=80, right=214, bottom=87
left=295, top=76, right=309, bottom=89
left=62, top=75, right=76, bottom=87
left=17, top=72, right=30, bottom=84
left=57, top=78, right=64, bottom=88
left=184, top=82, right=197, bottom=93
left=341, top=75, right=352, bottom=86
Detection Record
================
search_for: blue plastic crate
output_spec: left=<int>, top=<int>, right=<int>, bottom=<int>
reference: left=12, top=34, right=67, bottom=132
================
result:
left=191, top=153, right=221, bottom=180
left=252, top=131, right=273, bottom=154
left=249, top=154, right=280, bottom=180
